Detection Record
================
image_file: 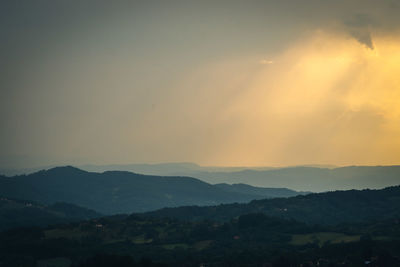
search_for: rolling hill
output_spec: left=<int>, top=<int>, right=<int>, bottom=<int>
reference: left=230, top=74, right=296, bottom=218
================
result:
left=214, top=183, right=310, bottom=198
left=1, top=204, right=400, bottom=266
left=0, top=166, right=305, bottom=214
left=0, top=197, right=100, bottom=231
left=145, top=185, right=400, bottom=225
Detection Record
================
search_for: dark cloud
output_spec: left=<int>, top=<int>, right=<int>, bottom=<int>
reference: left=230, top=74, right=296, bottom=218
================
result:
left=343, top=13, right=376, bottom=49
left=349, top=29, right=374, bottom=49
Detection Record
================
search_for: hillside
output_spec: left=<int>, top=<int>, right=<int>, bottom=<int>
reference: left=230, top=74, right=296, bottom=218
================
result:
left=0, top=197, right=100, bottom=231
left=1, top=186, right=400, bottom=266
left=214, top=183, right=310, bottom=198
left=145, top=185, right=400, bottom=225
left=1, top=211, right=399, bottom=266
left=0, top=167, right=305, bottom=214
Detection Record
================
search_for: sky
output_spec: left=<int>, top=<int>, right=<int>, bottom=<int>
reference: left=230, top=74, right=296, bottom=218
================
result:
left=1, top=0, right=400, bottom=168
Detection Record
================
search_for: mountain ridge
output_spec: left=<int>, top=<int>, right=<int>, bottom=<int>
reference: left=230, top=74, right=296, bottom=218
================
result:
left=0, top=166, right=306, bottom=214
left=2, top=164, right=400, bottom=192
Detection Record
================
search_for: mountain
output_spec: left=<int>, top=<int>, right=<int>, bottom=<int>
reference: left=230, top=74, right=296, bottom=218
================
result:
left=145, top=185, right=400, bottom=225
left=3, top=164, right=399, bottom=192
left=0, top=197, right=100, bottom=231
left=0, top=162, right=274, bottom=176
left=179, top=166, right=400, bottom=192
left=0, top=166, right=305, bottom=214
left=79, top=162, right=279, bottom=174
left=79, top=164, right=400, bottom=192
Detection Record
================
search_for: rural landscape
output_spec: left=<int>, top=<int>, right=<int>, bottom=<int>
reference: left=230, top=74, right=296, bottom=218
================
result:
left=1, top=1, right=400, bottom=266
left=1, top=166, right=400, bottom=266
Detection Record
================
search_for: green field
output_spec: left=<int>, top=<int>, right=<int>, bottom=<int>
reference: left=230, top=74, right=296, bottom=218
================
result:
left=162, top=243, right=190, bottom=250
left=45, top=228, right=87, bottom=240
left=290, top=232, right=360, bottom=246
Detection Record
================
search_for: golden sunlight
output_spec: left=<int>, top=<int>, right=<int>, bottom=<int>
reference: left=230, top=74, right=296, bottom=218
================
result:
left=208, top=31, right=400, bottom=166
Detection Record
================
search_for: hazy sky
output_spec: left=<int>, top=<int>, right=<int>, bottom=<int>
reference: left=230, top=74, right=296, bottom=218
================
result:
left=1, top=0, right=400, bottom=168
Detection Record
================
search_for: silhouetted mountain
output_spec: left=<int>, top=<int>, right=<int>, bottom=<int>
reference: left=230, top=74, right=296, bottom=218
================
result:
left=0, top=162, right=274, bottom=176
left=145, top=185, right=400, bottom=225
left=0, top=166, right=304, bottom=214
left=78, top=164, right=400, bottom=192
left=0, top=197, right=100, bottom=231
left=79, top=162, right=276, bottom=174
left=3, top=164, right=399, bottom=192
left=182, top=166, right=400, bottom=192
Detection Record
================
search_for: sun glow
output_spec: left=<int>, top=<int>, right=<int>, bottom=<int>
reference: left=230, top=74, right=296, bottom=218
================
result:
left=202, top=31, right=400, bottom=166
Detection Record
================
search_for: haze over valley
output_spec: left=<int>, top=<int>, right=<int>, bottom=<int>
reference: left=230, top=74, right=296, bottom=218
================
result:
left=1, top=0, right=400, bottom=266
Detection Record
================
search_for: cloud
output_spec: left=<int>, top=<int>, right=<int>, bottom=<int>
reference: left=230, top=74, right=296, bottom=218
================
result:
left=343, top=13, right=376, bottom=49
left=348, top=30, right=374, bottom=49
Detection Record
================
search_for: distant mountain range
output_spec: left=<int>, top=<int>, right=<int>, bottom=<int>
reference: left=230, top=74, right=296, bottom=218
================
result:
left=193, top=166, right=400, bottom=192
left=144, top=185, right=400, bottom=225
left=0, top=166, right=306, bottom=214
left=0, top=197, right=100, bottom=231
left=2, top=163, right=399, bottom=192
left=68, top=163, right=400, bottom=192
left=0, top=162, right=277, bottom=176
